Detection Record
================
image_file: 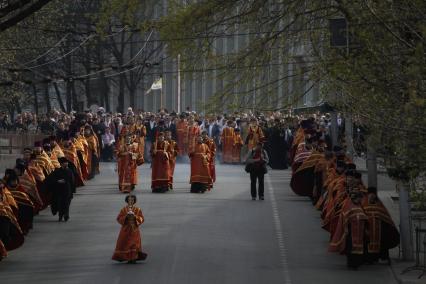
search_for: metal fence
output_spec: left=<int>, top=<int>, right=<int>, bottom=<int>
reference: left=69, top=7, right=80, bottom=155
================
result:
left=402, top=214, right=426, bottom=279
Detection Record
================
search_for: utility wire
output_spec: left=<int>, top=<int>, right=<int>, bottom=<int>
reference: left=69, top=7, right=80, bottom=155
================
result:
left=21, top=33, right=71, bottom=65
left=18, top=26, right=127, bottom=70
left=74, top=29, right=155, bottom=80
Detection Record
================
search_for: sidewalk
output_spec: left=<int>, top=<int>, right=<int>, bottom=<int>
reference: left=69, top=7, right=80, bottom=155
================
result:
left=353, top=157, right=425, bottom=284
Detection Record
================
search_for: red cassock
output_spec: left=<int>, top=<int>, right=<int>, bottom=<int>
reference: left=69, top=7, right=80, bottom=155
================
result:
left=187, top=125, right=200, bottom=154
left=221, top=127, right=235, bottom=163
left=0, top=201, right=24, bottom=251
left=361, top=197, right=400, bottom=254
left=151, top=141, right=171, bottom=189
left=329, top=198, right=368, bottom=255
left=112, top=206, right=147, bottom=262
left=19, top=169, right=43, bottom=213
left=190, top=143, right=212, bottom=186
left=117, top=142, right=139, bottom=193
left=176, top=121, right=188, bottom=155
left=167, top=140, right=179, bottom=187
left=204, top=138, right=216, bottom=186
left=8, top=186, right=34, bottom=235
left=232, top=134, right=243, bottom=163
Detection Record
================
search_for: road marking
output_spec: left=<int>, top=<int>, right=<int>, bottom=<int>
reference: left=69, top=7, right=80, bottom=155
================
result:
left=267, top=176, right=292, bottom=284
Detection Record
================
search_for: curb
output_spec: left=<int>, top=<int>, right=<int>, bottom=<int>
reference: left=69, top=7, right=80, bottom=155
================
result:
left=389, top=259, right=425, bottom=284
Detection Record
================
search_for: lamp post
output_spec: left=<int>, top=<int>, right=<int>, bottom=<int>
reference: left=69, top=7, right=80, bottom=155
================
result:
left=177, top=54, right=181, bottom=113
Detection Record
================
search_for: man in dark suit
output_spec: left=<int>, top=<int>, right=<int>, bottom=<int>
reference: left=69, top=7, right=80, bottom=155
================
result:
left=45, top=157, right=75, bottom=222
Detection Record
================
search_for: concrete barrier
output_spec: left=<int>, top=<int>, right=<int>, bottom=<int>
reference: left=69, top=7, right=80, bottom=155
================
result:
left=0, top=134, right=47, bottom=173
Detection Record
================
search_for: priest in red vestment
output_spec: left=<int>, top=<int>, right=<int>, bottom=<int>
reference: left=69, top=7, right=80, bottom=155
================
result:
left=151, top=132, right=171, bottom=193
left=176, top=114, right=188, bottom=156
left=189, top=135, right=212, bottom=193
left=117, top=130, right=139, bottom=193
left=112, top=195, right=147, bottom=263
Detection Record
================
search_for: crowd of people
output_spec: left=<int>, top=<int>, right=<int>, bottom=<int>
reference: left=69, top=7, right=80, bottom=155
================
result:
left=113, top=108, right=288, bottom=195
left=0, top=106, right=297, bottom=262
left=0, top=108, right=300, bottom=165
left=0, top=113, right=101, bottom=261
left=289, top=117, right=400, bottom=269
left=1, top=106, right=376, bottom=265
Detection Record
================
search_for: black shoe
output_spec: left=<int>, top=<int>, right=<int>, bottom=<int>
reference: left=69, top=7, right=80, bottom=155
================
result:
left=252, top=197, right=256, bottom=200
left=259, top=196, right=264, bottom=200
left=58, top=215, right=63, bottom=222
left=64, top=216, right=69, bottom=222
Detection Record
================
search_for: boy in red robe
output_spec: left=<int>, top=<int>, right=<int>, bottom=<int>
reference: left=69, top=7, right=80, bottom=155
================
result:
left=112, top=195, right=147, bottom=264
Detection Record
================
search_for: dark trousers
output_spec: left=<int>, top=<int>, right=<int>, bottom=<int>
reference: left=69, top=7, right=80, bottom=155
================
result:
left=102, top=145, right=114, bottom=161
left=250, top=171, right=264, bottom=198
left=57, top=194, right=71, bottom=218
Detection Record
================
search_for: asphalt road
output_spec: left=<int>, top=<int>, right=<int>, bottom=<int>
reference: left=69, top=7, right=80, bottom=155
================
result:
left=0, top=162, right=398, bottom=284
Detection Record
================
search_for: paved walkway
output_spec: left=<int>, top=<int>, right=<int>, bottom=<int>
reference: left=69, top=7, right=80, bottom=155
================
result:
left=0, top=163, right=398, bottom=284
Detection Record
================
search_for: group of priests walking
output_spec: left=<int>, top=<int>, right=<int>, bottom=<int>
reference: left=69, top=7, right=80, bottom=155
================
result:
left=116, top=121, right=218, bottom=194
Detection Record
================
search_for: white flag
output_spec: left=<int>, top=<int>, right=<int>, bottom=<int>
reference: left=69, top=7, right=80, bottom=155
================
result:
left=151, top=77, right=162, bottom=90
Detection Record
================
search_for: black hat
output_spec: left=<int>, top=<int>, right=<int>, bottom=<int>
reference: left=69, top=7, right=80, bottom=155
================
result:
left=15, top=158, right=27, bottom=170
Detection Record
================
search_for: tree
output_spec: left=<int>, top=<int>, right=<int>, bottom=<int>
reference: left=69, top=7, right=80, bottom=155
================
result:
left=105, top=0, right=426, bottom=259
left=0, top=0, right=54, bottom=32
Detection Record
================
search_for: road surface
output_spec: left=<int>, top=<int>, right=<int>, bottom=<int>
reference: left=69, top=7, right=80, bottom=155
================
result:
left=0, top=162, right=397, bottom=284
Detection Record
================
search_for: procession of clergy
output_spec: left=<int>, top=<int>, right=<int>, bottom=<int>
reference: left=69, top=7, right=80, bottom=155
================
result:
left=115, top=114, right=257, bottom=195
left=1, top=110, right=402, bottom=268
left=290, top=118, right=400, bottom=269
left=0, top=118, right=101, bottom=262
left=0, top=111, right=265, bottom=263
